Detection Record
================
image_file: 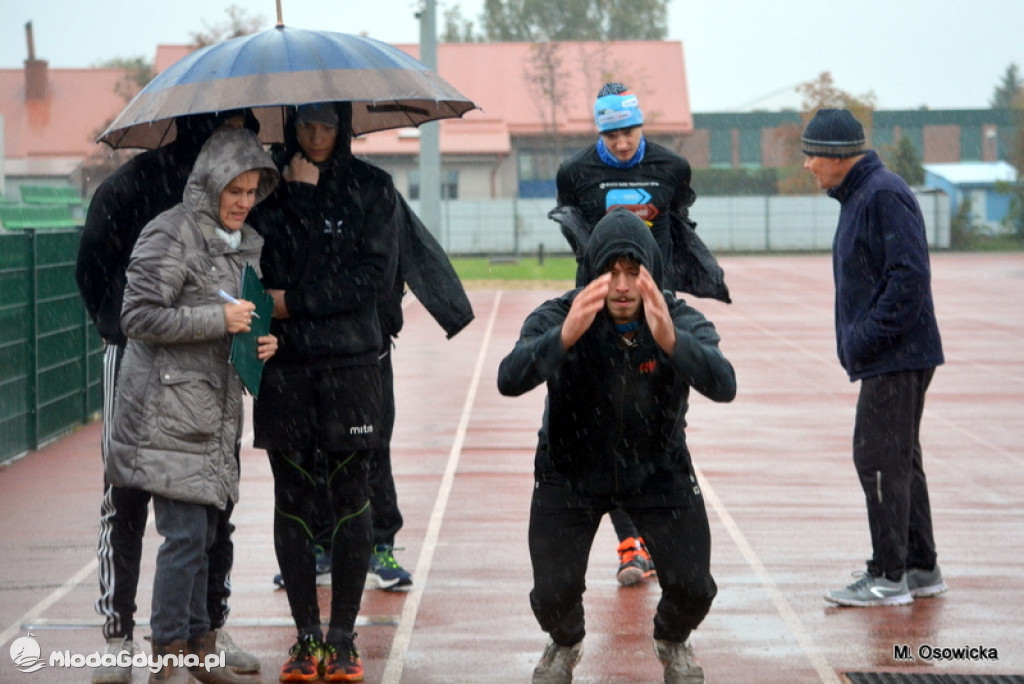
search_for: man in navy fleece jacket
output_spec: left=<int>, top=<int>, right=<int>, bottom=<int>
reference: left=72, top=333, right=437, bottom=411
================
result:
left=802, top=108, right=947, bottom=608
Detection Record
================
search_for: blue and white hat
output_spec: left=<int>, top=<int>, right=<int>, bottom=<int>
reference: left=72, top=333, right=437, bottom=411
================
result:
left=594, top=82, right=644, bottom=132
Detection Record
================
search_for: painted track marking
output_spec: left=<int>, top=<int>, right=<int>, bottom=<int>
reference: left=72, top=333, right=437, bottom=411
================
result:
left=381, top=291, right=502, bottom=683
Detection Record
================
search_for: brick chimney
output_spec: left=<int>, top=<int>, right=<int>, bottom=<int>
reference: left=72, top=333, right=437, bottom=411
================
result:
left=24, top=21, right=49, bottom=100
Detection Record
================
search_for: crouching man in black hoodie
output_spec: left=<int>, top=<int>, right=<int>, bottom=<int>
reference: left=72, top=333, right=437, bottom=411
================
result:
left=498, top=208, right=736, bottom=684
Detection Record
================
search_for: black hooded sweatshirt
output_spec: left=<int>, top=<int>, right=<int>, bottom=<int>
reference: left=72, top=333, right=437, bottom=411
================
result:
left=497, top=207, right=736, bottom=505
left=250, top=103, right=399, bottom=366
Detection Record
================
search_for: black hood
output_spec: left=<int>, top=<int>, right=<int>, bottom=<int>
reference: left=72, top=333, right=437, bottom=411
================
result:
left=272, top=101, right=354, bottom=170
left=173, top=109, right=260, bottom=154
left=579, top=207, right=664, bottom=287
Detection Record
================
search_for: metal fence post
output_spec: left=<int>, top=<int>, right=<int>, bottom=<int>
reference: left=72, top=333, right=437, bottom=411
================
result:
left=26, top=229, right=38, bottom=451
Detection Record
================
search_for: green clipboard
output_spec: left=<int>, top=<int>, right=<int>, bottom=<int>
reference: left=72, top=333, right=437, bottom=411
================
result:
left=228, top=264, right=273, bottom=397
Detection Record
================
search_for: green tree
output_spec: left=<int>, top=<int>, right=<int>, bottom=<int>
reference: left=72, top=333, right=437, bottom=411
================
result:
left=950, top=194, right=979, bottom=249
left=475, top=0, right=668, bottom=42
left=880, top=135, right=924, bottom=186
left=441, top=5, right=481, bottom=42
left=990, top=63, right=1023, bottom=109
left=998, top=94, right=1024, bottom=239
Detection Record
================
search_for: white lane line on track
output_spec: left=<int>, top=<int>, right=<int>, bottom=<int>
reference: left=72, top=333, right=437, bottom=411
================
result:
left=0, top=560, right=99, bottom=649
left=381, top=291, right=502, bottom=684
left=694, top=464, right=840, bottom=684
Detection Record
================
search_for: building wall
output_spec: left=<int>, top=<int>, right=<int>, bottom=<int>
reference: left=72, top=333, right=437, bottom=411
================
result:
left=686, top=109, right=1017, bottom=171
left=924, top=125, right=960, bottom=163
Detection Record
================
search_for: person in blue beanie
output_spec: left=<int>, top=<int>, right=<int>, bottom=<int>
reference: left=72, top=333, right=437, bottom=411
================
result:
left=802, top=108, right=948, bottom=607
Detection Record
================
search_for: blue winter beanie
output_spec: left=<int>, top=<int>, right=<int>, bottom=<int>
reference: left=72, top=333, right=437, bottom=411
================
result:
left=594, top=82, right=644, bottom=132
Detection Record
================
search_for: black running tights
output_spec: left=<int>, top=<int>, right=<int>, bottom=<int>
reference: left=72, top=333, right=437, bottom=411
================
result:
left=268, top=449, right=372, bottom=640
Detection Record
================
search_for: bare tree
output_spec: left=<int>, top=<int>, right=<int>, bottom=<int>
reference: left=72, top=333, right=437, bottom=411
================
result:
left=777, top=72, right=876, bottom=194
left=470, top=0, right=668, bottom=42
left=83, top=6, right=267, bottom=192
left=190, top=4, right=267, bottom=48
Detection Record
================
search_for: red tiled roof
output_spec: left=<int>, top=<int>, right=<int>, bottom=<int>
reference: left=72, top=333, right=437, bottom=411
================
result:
left=414, top=41, right=692, bottom=135
left=0, top=65, right=128, bottom=161
left=1, top=40, right=689, bottom=169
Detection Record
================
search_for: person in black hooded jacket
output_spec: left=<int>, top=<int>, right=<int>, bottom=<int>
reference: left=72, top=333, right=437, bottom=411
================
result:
left=551, top=82, right=730, bottom=589
left=249, top=101, right=399, bottom=682
left=254, top=105, right=474, bottom=599
left=75, top=110, right=263, bottom=683
left=498, top=207, right=736, bottom=683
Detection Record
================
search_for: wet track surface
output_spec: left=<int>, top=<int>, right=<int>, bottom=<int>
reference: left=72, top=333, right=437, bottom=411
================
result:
left=2, top=254, right=1022, bottom=683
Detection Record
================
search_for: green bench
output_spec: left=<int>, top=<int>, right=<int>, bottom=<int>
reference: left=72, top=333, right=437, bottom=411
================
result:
left=0, top=205, right=83, bottom=230
left=19, top=185, right=84, bottom=205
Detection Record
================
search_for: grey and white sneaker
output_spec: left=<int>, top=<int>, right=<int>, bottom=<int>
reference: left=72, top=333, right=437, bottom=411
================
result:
left=91, top=636, right=137, bottom=684
left=532, top=639, right=582, bottom=684
left=213, top=629, right=261, bottom=673
left=825, top=571, right=913, bottom=607
left=907, top=565, right=948, bottom=598
left=654, top=639, right=704, bottom=684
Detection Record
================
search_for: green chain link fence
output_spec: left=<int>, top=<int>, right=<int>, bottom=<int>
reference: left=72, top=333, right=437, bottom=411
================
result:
left=0, top=229, right=102, bottom=464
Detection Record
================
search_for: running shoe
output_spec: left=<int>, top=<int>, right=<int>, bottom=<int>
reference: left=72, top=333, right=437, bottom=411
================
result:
left=616, top=536, right=653, bottom=587
left=367, top=544, right=412, bottom=590
left=279, top=634, right=322, bottom=682
left=322, top=634, right=364, bottom=682
left=273, top=546, right=331, bottom=589
left=825, top=571, right=913, bottom=607
left=907, top=565, right=948, bottom=597
left=532, top=639, right=582, bottom=684
left=654, top=639, right=704, bottom=684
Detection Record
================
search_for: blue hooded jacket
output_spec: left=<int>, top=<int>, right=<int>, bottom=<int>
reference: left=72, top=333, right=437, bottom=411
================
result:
left=828, top=150, right=944, bottom=380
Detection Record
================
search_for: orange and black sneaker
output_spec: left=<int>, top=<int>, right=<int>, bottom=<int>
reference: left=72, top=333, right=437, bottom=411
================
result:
left=616, top=536, right=654, bottom=587
left=280, top=633, right=322, bottom=682
left=639, top=537, right=656, bottom=577
left=322, top=634, right=364, bottom=682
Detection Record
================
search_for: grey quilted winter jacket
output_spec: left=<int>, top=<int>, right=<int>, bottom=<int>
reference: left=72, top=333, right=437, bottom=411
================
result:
left=106, top=128, right=278, bottom=509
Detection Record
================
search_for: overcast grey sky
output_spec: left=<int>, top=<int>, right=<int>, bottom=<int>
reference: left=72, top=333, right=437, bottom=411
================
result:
left=1, top=0, right=1021, bottom=112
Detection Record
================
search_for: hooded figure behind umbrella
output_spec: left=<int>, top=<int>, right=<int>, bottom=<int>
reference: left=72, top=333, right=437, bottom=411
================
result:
left=248, top=101, right=400, bottom=682
left=75, top=109, right=265, bottom=682
left=256, top=102, right=473, bottom=596
left=498, top=207, right=736, bottom=683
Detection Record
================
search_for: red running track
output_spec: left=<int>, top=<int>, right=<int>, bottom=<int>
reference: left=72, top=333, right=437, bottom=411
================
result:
left=1, top=253, right=1022, bottom=683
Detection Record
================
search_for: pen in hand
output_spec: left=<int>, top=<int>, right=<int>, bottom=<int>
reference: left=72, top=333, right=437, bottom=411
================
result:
left=218, top=290, right=260, bottom=318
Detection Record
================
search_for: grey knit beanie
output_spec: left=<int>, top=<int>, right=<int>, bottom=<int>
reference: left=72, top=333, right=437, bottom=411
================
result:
left=801, top=109, right=866, bottom=158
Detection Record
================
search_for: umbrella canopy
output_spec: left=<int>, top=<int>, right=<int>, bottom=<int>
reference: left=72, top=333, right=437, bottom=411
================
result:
left=98, top=25, right=477, bottom=149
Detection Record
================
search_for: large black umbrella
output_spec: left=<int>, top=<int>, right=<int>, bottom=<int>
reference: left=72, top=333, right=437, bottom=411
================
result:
left=98, top=24, right=477, bottom=149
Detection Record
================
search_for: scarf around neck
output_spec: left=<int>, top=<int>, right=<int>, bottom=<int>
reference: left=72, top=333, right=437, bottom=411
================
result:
left=597, top=135, right=646, bottom=169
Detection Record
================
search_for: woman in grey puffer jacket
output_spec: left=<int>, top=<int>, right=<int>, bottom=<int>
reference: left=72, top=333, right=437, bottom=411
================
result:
left=107, top=127, right=278, bottom=682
